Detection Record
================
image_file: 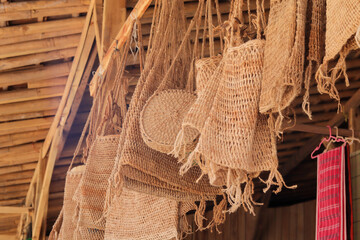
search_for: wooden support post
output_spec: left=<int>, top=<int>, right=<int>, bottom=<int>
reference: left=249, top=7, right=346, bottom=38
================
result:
left=90, top=0, right=152, bottom=96
left=100, top=0, right=126, bottom=58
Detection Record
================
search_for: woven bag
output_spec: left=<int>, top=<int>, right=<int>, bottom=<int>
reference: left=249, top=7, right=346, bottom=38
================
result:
left=181, top=39, right=293, bottom=214
left=172, top=57, right=224, bottom=160
left=140, top=89, right=198, bottom=154
left=195, top=55, right=222, bottom=93
left=302, top=0, right=326, bottom=118
left=104, top=187, right=180, bottom=240
left=315, top=0, right=360, bottom=106
left=77, top=135, right=119, bottom=230
left=259, top=0, right=307, bottom=117
left=62, top=165, right=85, bottom=240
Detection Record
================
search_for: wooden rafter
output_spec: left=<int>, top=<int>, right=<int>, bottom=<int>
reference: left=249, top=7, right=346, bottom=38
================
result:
left=281, top=87, right=360, bottom=176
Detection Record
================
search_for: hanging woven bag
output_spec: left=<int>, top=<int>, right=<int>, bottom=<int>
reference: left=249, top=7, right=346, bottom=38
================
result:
left=315, top=0, right=360, bottom=107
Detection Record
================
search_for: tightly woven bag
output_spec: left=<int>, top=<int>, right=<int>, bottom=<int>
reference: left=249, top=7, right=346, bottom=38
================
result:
left=315, top=0, right=360, bottom=108
left=77, top=135, right=119, bottom=230
left=259, top=0, right=307, bottom=128
left=181, top=39, right=294, bottom=214
left=104, top=187, right=181, bottom=240
left=140, top=89, right=198, bottom=154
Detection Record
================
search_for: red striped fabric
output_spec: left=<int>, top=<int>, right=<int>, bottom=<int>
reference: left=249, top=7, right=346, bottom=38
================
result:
left=316, top=145, right=346, bottom=240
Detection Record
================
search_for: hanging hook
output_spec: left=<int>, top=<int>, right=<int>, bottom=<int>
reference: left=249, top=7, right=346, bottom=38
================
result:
left=311, top=125, right=346, bottom=159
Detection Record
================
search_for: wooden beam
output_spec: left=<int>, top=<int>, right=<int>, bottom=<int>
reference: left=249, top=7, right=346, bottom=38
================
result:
left=0, top=0, right=88, bottom=12
left=28, top=77, right=67, bottom=89
left=0, top=62, right=71, bottom=88
left=0, top=117, right=53, bottom=136
left=0, top=178, right=32, bottom=188
left=0, top=86, right=64, bottom=105
left=0, top=6, right=88, bottom=22
left=0, top=110, right=56, bottom=123
left=41, top=0, right=95, bottom=158
left=281, top=87, right=360, bottom=176
left=0, top=98, right=61, bottom=118
left=0, top=207, right=31, bottom=215
left=286, top=123, right=360, bottom=138
left=0, top=234, right=16, bottom=240
left=100, top=0, right=126, bottom=58
left=0, top=48, right=76, bottom=71
left=0, top=34, right=80, bottom=59
left=0, top=130, right=48, bottom=148
left=0, top=17, right=85, bottom=41
left=0, top=163, right=37, bottom=176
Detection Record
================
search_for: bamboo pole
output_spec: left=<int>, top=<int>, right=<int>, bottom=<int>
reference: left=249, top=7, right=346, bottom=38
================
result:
left=285, top=123, right=360, bottom=138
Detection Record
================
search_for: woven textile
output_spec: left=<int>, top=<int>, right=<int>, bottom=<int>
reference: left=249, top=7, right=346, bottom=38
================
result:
left=104, top=188, right=179, bottom=240
left=62, top=165, right=85, bottom=240
left=181, top=39, right=290, bottom=213
left=77, top=135, right=119, bottom=230
left=195, top=55, right=222, bottom=93
left=172, top=55, right=222, bottom=160
left=140, top=89, right=198, bottom=154
left=259, top=0, right=307, bottom=114
left=106, top=0, right=223, bottom=232
left=302, top=0, right=326, bottom=118
left=315, top=0, right=360, bottom=106
left=316, top=146, right=346, bottom=240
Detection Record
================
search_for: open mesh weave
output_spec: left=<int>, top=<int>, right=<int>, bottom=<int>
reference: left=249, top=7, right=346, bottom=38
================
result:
left=140, top=89, right=198, bottom=154
left=104, top=187, right=180, bottom=240
left=77, top=135, right=119, bottom=230
left=259, top=0, right=307, bottom=128
left=180, top=39, right=293, bottom=214
left=172, top=56, right=222, bottom=160
left=315, top=0, right=360, bottom=108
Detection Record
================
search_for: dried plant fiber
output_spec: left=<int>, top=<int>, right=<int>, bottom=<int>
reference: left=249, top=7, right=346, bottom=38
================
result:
left=77, top=135, right=119, bottom=230
left=140, top=89, right=198, bottom=154
left=302, top=0, right=326, bottom=119
left=62, top=165, right=85, bottom=240
left=104, top=187, right=180, bottom=240
left=315, top=0, right=360, bottom=108
left=172, top=56, right=223, bottom=161
left=259, top=0, right=307, bottom=115
left=181, top=39, right=294, bottom=214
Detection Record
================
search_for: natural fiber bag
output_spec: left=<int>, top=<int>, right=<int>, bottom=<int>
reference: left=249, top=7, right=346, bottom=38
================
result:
left=195, top=55, right=222, bottom=93
left=62, top=165, right=85, bottom=240
left=140, top=89, right=198, bottom=154
left=77, top=135, right=119, bottom=230
left=315, top=0, right=360, bottom=107
left=181, top=39, right=293, bottom=213
left=259, top=0, right=307, bottom=118
left=104, top=187, right=180, bottom=240
left=302, top=0, right=326, bottom=118
left=172, top=58, right=224, bottom=160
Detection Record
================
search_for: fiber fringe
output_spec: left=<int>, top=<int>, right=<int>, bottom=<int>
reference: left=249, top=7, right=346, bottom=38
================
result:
left=315, top=38, right=359, bottom=113
left=180, top=146, right=296, bottom=215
